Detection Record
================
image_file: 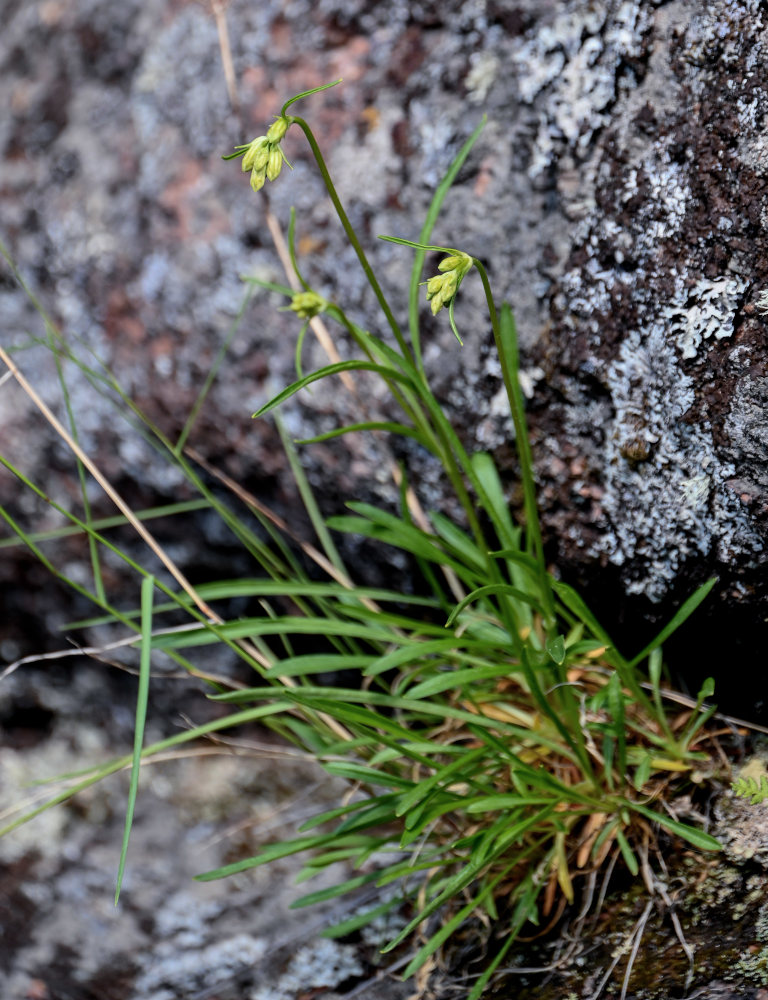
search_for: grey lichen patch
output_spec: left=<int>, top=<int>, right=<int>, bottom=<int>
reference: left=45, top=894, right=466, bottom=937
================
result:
left=512, top=0, right=654, bottom=178
left=585, top=321, right=760, bottom=600
left=714, top=766, right=768, bottom=868
left=249, top=939, right=364, bottom=1000
left=135, top=928, right=267, bottom=1000
left=671, top=275, right=748, bottom=360
left=537, top=0, right=768, bottom=602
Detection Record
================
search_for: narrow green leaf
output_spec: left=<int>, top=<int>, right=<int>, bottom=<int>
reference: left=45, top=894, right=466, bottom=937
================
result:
left=195, top=832, right=343, bottom=881
left=615, top=828, right=639, bottom=876
left=631, top=803, right=721, bottom=851
left=400, top=115, right=486, bottom=370
left=627, top=578, right=717, bottom=669
left=253, top=361, right=413, bottom=419
left=399, top=864, right=511, bottom=979
left=322, top=762, right=414, bottom=789
left=470, top=451, right=517, bottom=550
left=115, top=576, right=154, bottom=904
left=395, top=746, right=488, bottom=817
left=292, top=867, right=386, bottom=908
left=445, top=583, right=545, bottom=627
left=429, top=511, right=487, bottom=573
left=281, top=78, right=343, bottom=117
left=264, top=654, right=372, bottom=678
left=0, top=702, right=294, bottom=841
left=404, top=662, right=524, bottom=701
left=466, top=869, right=543, bottom=1000
left=321, top=897, right=402, bottom=939
left=298, top=795, right=397, bottom=832
left=381, top=859, right=485, bottom=955
left=296, top=421, right=426, bottom=446
left=151, top=616, right=399, bottom=651
left=0, top=499, right=211, bottom=552
left=633, top=754, right=652, bottom=792
left=276, top=412, right=347, bottom=577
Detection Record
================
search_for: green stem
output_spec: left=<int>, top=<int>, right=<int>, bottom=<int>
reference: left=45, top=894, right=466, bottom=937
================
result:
left=289, top=116, right=414, bottom=366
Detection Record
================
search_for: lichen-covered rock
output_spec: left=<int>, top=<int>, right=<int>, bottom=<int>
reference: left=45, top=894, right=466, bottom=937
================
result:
left=531, top=1, right=768, bottom=605
left=2, top=0, right=768, bottom=653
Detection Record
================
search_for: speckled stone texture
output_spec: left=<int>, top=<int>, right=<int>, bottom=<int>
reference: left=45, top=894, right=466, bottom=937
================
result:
left=2, top=1, right=768, bottom=645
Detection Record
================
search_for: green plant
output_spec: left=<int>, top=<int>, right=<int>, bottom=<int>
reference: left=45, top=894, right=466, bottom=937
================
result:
left=732, top=774, right=768, bottom=804
left=0, top=81, right=724, bottom=998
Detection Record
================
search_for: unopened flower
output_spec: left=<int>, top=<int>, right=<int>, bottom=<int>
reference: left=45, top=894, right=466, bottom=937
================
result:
left=226, top=116, right=292, bottom=192
left=286, top=290, right=328, bottom=319
left=266, top=146, right=283, bottom=182
left=266, top=117, right=289, bottom=143
left=425, top=251, right=473, bottom=315
left=241, top=137, right=269, bottom=173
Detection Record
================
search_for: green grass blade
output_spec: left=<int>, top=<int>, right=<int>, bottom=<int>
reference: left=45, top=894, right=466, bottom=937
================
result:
left=402, top=115, right=486, bottom=372
left=445, top=583, right=546, bottom=626
left=114, top=575, right=154, bottom=904
left=253, top=361, right=414, bottom=419
left=630, top=803, right=721, bottom=851
left=0, top=697, right=293, bottom=840
left=0, top=499, right=211, bottom=551
left=296, top=421, right=426, bottom=446
left=321, top=896, right=403, bottom=939
left=627, top=577, right=718, bottom=669
left=276, top=412, right=347, bottom=577
left=264, top=653, right=373, bottom=678
left=466, top=869, right=543, bottom=1000
left=47, top=334, right=106, bottom=603
left=404, top=663, right=527, bottom=701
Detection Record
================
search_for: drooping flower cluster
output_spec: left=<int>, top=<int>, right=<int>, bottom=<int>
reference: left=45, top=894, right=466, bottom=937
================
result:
left=425, top=252, right=473, bottom=315
left=237, top=117, right=291, bottom=192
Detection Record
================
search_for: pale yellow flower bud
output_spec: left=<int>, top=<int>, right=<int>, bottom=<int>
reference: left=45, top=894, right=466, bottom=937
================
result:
left=288, top=290, right=328, bottom=319
left=266, top=146, right=283, bottom=182
left=424, top=251, right=472, bottom=315
left=250, top=167, right=267, bottom=192
left=438, top=255, right=465, bottom=272
left=241, top=136, right=268, bottom=172
left=266, top=117, right=289, bottom=143
left=430, top=293, right=444, bottom=316
left=426, top=275, right=444, bottom=296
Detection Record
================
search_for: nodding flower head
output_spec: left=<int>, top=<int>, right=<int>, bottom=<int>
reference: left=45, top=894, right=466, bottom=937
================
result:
left=286, top=290, right=328, bottom=320
left=425, top=251, right=473, bottom=316
left=227, top=116, right=292, bottom=192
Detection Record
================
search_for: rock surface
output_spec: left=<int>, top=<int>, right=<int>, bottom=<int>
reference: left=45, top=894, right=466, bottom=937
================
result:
left=3, top=3, right=768, bottom=994
left=3, top=0, right=767, bottom=632
left=0, top=662, right=418, bottom=1000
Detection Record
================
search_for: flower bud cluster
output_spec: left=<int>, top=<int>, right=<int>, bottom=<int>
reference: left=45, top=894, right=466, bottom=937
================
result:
left=425, top=252, right=473, bottom=315
left=240, top=117, right=290, bottom=192
left=287, top=290, right=328, bottom=319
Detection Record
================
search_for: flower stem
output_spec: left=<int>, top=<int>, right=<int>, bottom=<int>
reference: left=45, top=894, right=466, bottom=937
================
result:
left=290, top=116, right=414, bottom=366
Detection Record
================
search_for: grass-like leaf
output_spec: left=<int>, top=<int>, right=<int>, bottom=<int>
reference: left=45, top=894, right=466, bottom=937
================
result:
left=114, top=575, right=154, bottom=904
